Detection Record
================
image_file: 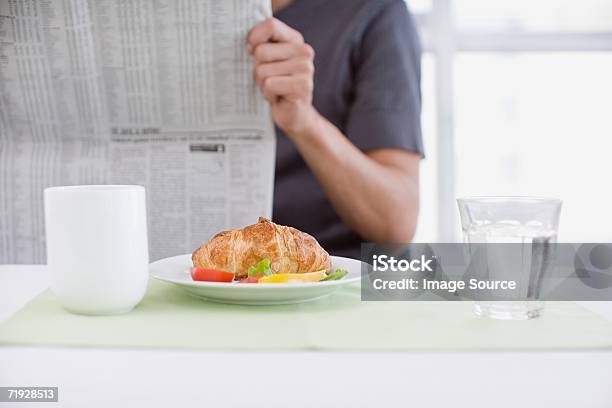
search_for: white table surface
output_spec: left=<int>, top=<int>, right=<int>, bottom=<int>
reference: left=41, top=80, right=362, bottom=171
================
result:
left=1, top=265, right=612, bottom=408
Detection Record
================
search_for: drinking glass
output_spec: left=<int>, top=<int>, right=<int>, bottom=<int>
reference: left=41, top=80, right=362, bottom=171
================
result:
left=457, top=197, right=562, bottom=320
left=44, top=185, right=149, bottom=315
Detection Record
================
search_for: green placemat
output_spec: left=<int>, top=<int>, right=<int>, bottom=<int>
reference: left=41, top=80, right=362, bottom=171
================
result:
left=1, top=279, right=612, bottom=351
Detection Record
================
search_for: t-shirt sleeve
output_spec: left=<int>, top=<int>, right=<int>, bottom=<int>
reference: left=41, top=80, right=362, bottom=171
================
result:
left=345, top=0, right=423, bottom=156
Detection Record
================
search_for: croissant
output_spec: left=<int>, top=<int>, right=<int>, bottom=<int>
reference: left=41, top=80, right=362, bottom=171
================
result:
left=192, top=217, right=331, bottom=278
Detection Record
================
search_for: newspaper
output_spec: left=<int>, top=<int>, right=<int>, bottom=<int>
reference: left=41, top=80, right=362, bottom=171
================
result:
left=0, top=0, right=275, bottom=263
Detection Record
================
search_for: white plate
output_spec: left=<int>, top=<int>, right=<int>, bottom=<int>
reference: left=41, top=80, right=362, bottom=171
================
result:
left=150, top=254, right=362, bottom=305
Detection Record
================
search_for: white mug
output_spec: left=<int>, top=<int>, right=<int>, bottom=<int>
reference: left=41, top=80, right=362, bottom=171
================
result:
left=44, top=185, right=149, bottom=315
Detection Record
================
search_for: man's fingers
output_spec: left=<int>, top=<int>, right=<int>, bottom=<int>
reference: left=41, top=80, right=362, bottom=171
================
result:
left=255, top=57, right=314, bottom=85
left=253, top=42, right=314, bottom=64
left=261, top=83, right=279, bottom=103
left=261, top=75, right=313, bottom=101
left=249, top=19, right=314, bottom=106
left=247, top=17, right=303, bottom=50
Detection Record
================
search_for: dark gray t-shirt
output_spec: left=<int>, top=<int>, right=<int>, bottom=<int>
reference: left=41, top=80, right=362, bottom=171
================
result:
left=273, top=0, right=423, bottom=258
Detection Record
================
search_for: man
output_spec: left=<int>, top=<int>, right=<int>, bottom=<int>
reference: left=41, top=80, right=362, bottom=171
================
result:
left=248, top=0, right=423, bottom=258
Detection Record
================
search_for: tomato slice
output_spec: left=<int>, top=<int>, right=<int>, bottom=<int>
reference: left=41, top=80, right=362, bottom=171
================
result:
left=237, top=276, right=261, bottom=284
left=190, top=267, right=235, bottom=282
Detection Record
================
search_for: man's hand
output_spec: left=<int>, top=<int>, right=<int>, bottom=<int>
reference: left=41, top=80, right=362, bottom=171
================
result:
left=248, top=20, right=420, bottom=244
left=247, top=18, right=316, bottom=136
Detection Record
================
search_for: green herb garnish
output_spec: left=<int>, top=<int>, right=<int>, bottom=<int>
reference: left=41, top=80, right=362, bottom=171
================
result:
left=247, top=258, right=273, bottom=277
left=321, top=268, right=348, bottom=281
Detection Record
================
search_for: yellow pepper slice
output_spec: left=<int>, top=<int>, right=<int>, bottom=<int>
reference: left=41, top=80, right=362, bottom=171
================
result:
left=257, top=270, right=327, bottom=283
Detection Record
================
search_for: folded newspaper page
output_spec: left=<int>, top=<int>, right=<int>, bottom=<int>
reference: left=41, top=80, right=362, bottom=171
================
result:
left=0, top=0, right=275, bottom=263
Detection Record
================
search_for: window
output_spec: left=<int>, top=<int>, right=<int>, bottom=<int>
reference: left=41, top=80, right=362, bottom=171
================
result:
left=407, top=0, right=612, bottom=242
